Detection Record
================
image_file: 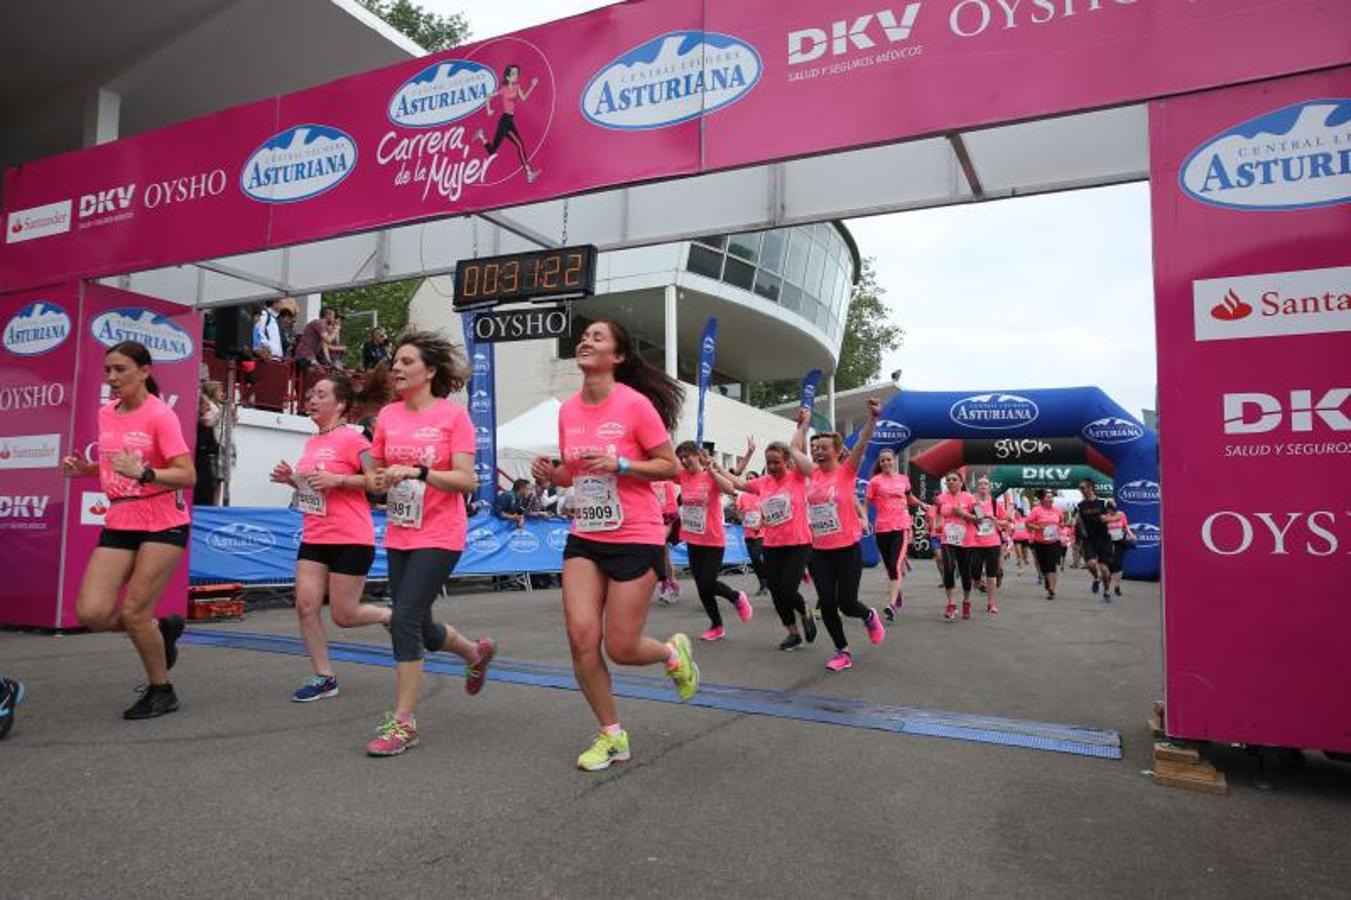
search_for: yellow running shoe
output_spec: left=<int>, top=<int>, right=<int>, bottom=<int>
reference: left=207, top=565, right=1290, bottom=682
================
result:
left=667, top=633, right=700, bottom=702
left=577, top=730, right=631, bottom=771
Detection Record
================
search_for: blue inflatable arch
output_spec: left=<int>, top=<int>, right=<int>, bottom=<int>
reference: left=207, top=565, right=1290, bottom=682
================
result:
left=852, top=387, right=1160, bottom=580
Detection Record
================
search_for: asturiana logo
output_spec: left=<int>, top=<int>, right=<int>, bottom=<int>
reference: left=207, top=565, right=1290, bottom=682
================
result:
left=469, top=527, right=500, bottom=553
left=949, top=393, right=1039, bottom=430
left=871, top=419, right=912, bottom=444
left=388, top=60, right=497, bottom=128
left=3, top=301, right=71, bottom=356
left=1179, top=99, right=1351, bottom=211
left=90, top=309, right=194, bottom=362
left=1117, top=479, right=1161, bottom=505
left=208, top=522, right=276, bottom=555
left=1211, top=288, right=1253, bottom=321
left=509, top=530, right=540, bottom=553
left=241, top=124, right=357, bottom=203
left=582, top=31, right=762, bottom=130
left=546, top=527, right=569, bottom=552
left=1133, top=522, right=1161, bottom=548
left=1082, top=416, right=1145, bottom=445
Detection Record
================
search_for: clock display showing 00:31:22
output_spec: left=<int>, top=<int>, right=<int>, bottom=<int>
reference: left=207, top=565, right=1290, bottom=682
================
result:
left=454, top=245, right=598, bottom=308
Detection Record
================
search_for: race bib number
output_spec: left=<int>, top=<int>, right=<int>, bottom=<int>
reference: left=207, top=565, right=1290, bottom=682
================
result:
left=808, top=502, right=842, bottom=537
left=574, top=475, right=623, bottom=533
left=1042, top=524, right=1060, bottom=542
left=679, top=503, right=707, bottom=535
left=976, top=519, right=996, bottom=537
left=1109, top=526, right=1125, bottom=542
left=761, top=494, right=792, bottom=527
left=387, top=479, right=426, bottom=529
left=944, top=523, right=967, bottom=544
left=742, top=510, right=762, bottom=530
left=292, top=473, right=327, bottom=517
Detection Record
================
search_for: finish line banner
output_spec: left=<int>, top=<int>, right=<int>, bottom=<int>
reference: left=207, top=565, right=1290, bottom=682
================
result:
left=190, top=507, right=747, bottom=584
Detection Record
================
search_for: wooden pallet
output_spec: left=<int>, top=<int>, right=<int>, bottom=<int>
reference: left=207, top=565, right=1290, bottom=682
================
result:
left=1151, top=741, right=1228, bottom=795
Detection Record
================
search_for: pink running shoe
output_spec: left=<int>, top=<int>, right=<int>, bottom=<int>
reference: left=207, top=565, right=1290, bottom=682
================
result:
left=944, top=603, right=957, bottom=622
left=700, top=626, right=726, bottom=642
left=734, top=591, right=753, bottom=623
left=961, top=601, right=972, bottom=621
left=825, top=650, right=853, bottom=672
left=366, top=713, right=418, bottom=757
left=865, top=608, right=885, bottom=645
left=465, top=637, right=495, bottom=696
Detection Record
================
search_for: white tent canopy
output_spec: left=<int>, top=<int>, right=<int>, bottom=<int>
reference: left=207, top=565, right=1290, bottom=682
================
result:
left=494, top=397, right=561, bottom=480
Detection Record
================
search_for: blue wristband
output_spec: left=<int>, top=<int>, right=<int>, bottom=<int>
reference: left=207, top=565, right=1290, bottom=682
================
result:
left=617, top=456, right=631, bottom=475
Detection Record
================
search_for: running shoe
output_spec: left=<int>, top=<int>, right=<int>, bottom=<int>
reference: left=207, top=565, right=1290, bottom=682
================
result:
left=944, top=603, right=957, bottom=622
left=0, top=677, right=26, bottom=740
left=825, top=650, right=853, bottom=672
left=865, top=608, right=886, bottom=645
left=292, top=675, right=339, bottom=703
left=1091, top=579, right=1100, bottom=594
left=159, top=615, right=185, bottom=671
left=472, top=128, right=486, bottom=143
left=961, top=601, right=972, bottom=621
left=987, top=604, right=999, bottom=616
left=1114, top=586, right=1122, bottom=597
left=883, top=603, right=896, bottom=623
left=465, top=637, right=495, bottom=696
left=366, top=713, right=419, bottom=757
left=700, top=626, right=726, bottom=642
left=666, top=633, right=699, bottom=701
left=577, top=729, right=630, bottom=771
left=734, top=591, right=753, bottom=623
left=1045, top=590, right=1056, bottom=600
left=778, top=633, right=803, bottom=652
left=123, top=683, right=179, bottom=720
left=802, top=615, right=818, bottom=644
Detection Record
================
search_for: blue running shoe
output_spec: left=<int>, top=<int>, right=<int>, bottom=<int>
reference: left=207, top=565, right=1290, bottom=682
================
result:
left=293, top=675, right=339, bottom=702
left=0, top=677, right=26, bottom=739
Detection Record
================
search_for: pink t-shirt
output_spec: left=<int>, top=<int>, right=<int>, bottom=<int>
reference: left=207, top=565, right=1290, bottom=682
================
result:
left=97, top=394, right=191, bottom=532
left=747, top=469, right=811, bottom=548
left=1026, top=505, right=1064, bottom=544
left=371, top=399, right=475, bottom=551
left=1011, top=511, right=1030, bottom=541
left=1107, top=512, right=1130, bottom=542
left=806, top=461, right=863, bottom=551
left=928, top=502, right=943, bottom=537
left=933, top=490, right=975, bottom=547
left=494, top=82, right=524, bottom=115
left=676, top=469, right=725, bottom=548
left=558, top=382, right=670, bottom=545
left=967, top=497, right=1006, bottom=548
left=652, top=480, right=679, bottom=517
left=736, top=491, right=763, bottom=539
left=296, top=426, right=375, bottom=546
left=866, top=473, right=912, bottom=533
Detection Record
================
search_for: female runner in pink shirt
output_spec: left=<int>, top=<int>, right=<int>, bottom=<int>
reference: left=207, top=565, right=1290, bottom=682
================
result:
left=865, top=448, right=920, bottom=621
left=269, top=373, right=392, bottom=703
left=1026, top=490, right=1065, bottom=600
left=531, top=320, right=698, bottom=772
left=1009, top=507, right=1031, bottom=570
left=677, top=442, right=752, bottom=641
left=651, top=478, right=681, bottom=603
left=60, top=341, right=195, bottom=720
left=966, top=476, right=1009, bottom=616
left=363, top=331, right=496, bottom=757
left=788, top=399, right=886, bottom=671
left=735, top=469, right=769, bottom=596
left=933, top=471, right=977, bottom=621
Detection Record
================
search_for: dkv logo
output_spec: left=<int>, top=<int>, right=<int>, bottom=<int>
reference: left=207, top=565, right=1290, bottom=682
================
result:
left=582, top=31, right=762, bottom=130
left=1116, top=480, right=1160, bottom=505
left=388, top=60, right=496, bottom=128
left=788, top=6, right=921, bottom=65
left=1223, top=388, right=1350, bottom=434
left=1082, top=417, right=1145, bottom=445
left=90, top=308, right=194, bottom=361
left=3, top=301, right=71, bottom=356
left=1180, top=99, right=1351, bottom=211
left=242, top=124, right=357, bottom=203
left=949, top=393, right=1039, bottom=430
left=208, top=522, right=276, bottom=555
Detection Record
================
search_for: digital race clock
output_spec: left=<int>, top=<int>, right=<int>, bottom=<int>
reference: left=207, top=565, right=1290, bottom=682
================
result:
left=453, top=245, right=598, bottom=309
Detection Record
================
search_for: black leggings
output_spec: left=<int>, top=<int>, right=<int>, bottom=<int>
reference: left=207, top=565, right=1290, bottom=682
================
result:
left=875, top=529, right=909, bottom=580
left=968, top=545, right=1002, bottom=582
left=744, top=536, right=767, bottom=588
left=942, top=544, right=972, bottom=592
left=386, top=548, right=461, bottom=662
left=486, top=114, right=529, bottom=167
left=1032, top=542, right=1061, bottom=576
left=686, top=544, right=740, bottom=628
left=808, top=544, right=869, bottom=651
left=762, top=543, right=810, bottom=628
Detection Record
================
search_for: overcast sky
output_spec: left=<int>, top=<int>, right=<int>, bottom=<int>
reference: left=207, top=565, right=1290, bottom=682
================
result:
left=428, top=0, right=1158, bottom=419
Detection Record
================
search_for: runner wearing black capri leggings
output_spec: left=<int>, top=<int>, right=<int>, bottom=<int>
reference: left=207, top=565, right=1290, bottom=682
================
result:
left=932, top=470, right=977, bottom=622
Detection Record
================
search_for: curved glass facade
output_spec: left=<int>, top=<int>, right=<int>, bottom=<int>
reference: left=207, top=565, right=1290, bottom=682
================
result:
left=686, top=223, right=855, bottom=345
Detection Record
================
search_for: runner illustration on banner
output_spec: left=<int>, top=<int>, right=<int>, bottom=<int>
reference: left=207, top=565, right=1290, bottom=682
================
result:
left=473, top=64, right=541, bottom=183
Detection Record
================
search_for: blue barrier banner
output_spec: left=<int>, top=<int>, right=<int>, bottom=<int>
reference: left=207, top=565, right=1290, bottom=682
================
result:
left=190, top=508, right=748, bottom=585
left=696, top=317, right=717, bottom=445
left=462, top=312, right=497, bottom=505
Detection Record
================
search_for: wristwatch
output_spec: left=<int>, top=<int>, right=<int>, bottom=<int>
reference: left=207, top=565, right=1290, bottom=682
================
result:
left=616, top=457, right=631, bottom=475
left=416, top=465, right=429, bottom=481
left=138, top=466, right=156, bottom=485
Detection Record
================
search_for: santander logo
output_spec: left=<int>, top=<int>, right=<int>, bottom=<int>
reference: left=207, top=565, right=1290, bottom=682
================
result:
left=1210, top=288, right=1253, bottom=321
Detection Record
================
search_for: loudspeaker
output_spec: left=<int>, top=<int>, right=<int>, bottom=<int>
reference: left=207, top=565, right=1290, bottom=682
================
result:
left=213, top=305, right=254, bottom=360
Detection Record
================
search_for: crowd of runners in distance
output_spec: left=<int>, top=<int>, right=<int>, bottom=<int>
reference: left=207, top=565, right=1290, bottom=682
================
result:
left=15, top=323, right=1133, bottom=768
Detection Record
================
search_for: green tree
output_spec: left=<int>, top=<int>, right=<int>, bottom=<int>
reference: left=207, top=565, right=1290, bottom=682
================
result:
left=357, top=0, right=469, bottom=51
left=834, top=257, right=903, bottom=392
left=324, top=278, right=421, bottom=368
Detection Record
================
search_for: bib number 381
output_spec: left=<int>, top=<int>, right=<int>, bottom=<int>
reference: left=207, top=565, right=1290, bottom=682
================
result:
left=387, top=479, right=426, bottom=529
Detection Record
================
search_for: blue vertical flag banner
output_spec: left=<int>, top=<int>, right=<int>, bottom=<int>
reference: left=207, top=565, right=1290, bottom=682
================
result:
left=799, top=369, right=823, bottom=411
left=461, top=312, right=497, bottom=506
left=696, top=317, right=718, bottom=445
